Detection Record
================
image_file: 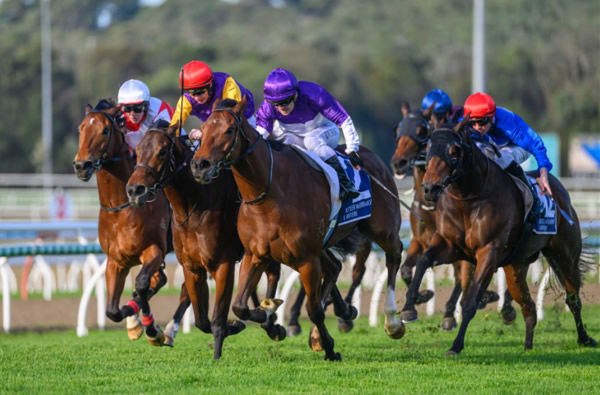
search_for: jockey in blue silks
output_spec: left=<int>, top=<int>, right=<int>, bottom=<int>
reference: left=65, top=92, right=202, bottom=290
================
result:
left=463, top=92, right=552, bottom=216
left=255, top=68, right=362, bottom=201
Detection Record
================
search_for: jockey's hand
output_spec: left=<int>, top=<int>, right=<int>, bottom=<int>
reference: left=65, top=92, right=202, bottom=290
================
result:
left=188, top=128, right=202, bottom=140
left=348, top=151, right=363, bottom=170
left=538, top=167, right=552, bottom=196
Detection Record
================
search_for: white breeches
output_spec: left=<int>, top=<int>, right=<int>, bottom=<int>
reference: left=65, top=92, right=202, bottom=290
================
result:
left=277, top=124, right=340, bottom=160
left=478, top=143, right=530, bottom=170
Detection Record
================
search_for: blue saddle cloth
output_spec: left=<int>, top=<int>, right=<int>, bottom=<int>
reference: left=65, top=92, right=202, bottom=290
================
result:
left=531, top=180, right=557, bottom=235
left=323, top=153, right=372, bottom=245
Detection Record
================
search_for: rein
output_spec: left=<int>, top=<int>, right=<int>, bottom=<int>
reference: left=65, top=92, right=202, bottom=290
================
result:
left=213, top=107, right=272, bottom=205
left=87, top=109, right=131, bottom=212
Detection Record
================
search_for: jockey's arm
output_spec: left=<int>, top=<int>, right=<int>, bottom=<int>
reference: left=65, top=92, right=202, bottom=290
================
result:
left=169, top=96, right=193, bottom=137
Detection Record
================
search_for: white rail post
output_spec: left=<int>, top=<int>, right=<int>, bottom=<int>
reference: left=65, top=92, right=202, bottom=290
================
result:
left=1, top=257, right=11, bottom=333
left=76, top=258, right=107, bottom=337
left=275, top=269, right=300, bottom=327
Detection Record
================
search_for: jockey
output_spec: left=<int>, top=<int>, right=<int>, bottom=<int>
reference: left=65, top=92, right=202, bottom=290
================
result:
left=118, top=79, right=174, bottom=150
left=170, top=60, right=256, bottom=139
left=421, top=89, right=463, bottom=127
left=463, top=92, right=551, bottom=216
left=255, top=68, right=361, bottom=201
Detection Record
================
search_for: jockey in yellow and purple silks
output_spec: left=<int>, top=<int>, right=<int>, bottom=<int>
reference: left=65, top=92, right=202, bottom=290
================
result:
left=169, top=60, right=256, bottom=139
left=255, top=68, right=362, bottom=201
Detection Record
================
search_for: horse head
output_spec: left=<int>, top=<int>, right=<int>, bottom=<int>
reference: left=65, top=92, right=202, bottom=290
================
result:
left=390, top=105, right=433, bottom=177
left=191, top=96, right=252, bottom=183
left=126, top=121, right=180, bottom=207
left=73, top=99, right=125, bottom=181
left=421, top=116, right=471, bottom=204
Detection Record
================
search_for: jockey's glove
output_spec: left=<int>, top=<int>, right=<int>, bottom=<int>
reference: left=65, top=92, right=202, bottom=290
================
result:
left=348, top=151, right=363, bottom=167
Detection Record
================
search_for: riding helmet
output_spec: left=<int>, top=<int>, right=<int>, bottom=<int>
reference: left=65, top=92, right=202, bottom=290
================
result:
left=263, top=68, right=298, bottom=102
left=463, top=92, right=496, bottom=118
left=180, top=61, right=214, bottom=89
left=118, top=79, right=150, bottom=104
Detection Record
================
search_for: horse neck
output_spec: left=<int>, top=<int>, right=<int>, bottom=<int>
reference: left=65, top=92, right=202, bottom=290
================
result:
left=95, top=146, right=134, bottom=207
left=165, top=144, right=204, bottom=216
left=230, top=124, right=271, bottom=202
left=412, top=165, right=426, bottom=202
left=446, top=147, right=490, bottom=200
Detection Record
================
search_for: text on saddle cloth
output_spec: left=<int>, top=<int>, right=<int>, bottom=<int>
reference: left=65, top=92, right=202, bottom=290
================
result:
left=529, top=176, right=557, bottom=235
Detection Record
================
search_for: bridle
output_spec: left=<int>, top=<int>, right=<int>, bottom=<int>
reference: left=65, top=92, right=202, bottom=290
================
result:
left=396, top=112, right=431, bottom=169
left=86, top=109, right=124, bottom=170
left=210, top=107, right=272, bottom=205
left=426, top=128, right=470, bottom=189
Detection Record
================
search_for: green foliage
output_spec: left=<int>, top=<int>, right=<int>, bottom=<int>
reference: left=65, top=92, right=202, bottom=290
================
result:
left=0, top=0, right=598, bottom=173
left=1, top=307, right=599, bottom=393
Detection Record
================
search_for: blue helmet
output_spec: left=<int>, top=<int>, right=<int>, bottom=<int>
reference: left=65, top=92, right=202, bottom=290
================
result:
left=421, top=89, right=452, bottom=115
left=263, top=68, right=298, bottom=102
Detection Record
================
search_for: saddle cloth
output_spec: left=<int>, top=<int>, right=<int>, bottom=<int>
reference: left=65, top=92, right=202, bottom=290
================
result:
left=288, top=146, right=372, bottom=244
left=510, top=174, right=557, bottom=235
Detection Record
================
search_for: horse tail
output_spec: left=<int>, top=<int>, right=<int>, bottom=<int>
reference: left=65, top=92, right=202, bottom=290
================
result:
left=579, top=238, right=598, bottom=279
left=330, top=229, right=369, bottom=258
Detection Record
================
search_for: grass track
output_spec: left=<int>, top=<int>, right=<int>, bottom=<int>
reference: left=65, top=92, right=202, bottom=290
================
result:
left=1, top=305, right=599, bottom=394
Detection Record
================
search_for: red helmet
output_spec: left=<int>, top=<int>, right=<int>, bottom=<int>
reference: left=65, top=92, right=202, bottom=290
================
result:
left=463, top=92, right=496, bottom=118
left=179, top=61, right=214, bottom=89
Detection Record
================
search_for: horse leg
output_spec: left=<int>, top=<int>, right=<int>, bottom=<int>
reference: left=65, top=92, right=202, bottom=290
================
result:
left=401, top=241, right=434, bottom=305
left=381, top=248, right=404, bottom=339
left=210, top=261, right=245, bottom=360
left=164, top=284, right=191, bottom=347
left=299, top=259, right=341, bottom=361
left=501, top=288, right=517, bottom=324
left=503, top=264, right=537, bottom=350
left=287, top=286, right=305, bottom=337
left=441, top=261, right=465, bottom=331
left=447, top=250, right=496, bottom=355
left=336, top=240, right=370, bottom=333
left=182, top=265, right=211, bottom=334
left=136, top=246, right=167, bottom=346
left=232, top=254, right=286, bottom=341
left=321, top=250, right=357, bottom=322
left=544, top=254, right=597, bottom=347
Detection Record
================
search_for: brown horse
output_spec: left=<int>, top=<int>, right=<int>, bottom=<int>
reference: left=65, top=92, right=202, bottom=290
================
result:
left=190, top=98, right=404, bottom=360
left=391, top=106, right=514, bottom=330
left=125, top=122, right=281, bottom=359
left=399, top=119, right=597, bottom=354
left=72, top=99, right=184, bottom=346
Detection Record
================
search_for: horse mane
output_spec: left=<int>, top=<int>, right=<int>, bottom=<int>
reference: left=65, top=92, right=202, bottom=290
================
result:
left=217, top=98, right=238, bottom=109
left=94, top=98, right=116, bottom=110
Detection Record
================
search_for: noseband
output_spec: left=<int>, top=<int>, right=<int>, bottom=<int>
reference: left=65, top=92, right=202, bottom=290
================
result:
left=426, top=128, right=468, bottom=188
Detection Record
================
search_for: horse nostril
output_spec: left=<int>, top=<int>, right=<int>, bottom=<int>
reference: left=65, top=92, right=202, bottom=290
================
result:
left=198, top=159, right=211, bottom=170
left=126, top=184, right=146, bottom=198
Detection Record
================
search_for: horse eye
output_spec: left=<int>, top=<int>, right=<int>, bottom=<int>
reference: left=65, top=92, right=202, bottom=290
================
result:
left=102, top=127, right=109, bottom=135
left=226, top=126, right=235, bottom=135
left=159, top=147, right=168, bottom=156
left=416, top=127, right=427, bottom=138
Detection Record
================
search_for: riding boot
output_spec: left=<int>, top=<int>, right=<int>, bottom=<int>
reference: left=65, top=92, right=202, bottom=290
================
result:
left=325, top=157, right=360, bottom=201
left=505, top=161, right=544, bottom=218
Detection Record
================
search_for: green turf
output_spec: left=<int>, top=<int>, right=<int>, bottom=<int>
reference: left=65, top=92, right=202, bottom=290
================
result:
left=1, top=305, right=598, bottom=394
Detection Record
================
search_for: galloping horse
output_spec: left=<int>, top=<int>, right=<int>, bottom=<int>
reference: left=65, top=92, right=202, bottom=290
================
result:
left=73, top=99, right=186, bottom=345
left=390, top=106, right=514, bottom=330
left=399, top=119, right=597, bottom=354
left=125, top=122, right=280, bottom=359
left=191, top=98, right=404, bottom=360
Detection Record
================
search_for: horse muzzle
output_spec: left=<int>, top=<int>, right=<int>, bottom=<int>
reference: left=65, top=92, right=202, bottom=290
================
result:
left=190, top=158, right=221, bottom=184
left=72, top=160, right=95, bottom=181
left=391, top=157, right=411, bottom=177
left=422, top=182, right=443, bottom=205
left=126, top=183, right=150, bottom=207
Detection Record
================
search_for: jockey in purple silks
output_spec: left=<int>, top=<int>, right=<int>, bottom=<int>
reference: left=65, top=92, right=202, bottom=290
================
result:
left=255, top=68, right=362, bottom=201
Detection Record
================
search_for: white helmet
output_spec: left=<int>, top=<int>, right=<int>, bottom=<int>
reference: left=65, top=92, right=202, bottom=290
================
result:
left=117, top=79, right=150, bottom=104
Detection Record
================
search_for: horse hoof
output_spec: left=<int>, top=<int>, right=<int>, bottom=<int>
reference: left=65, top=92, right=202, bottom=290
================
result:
left=146, top=326, right=165, bottom=347
left=287, top=324, right=302, bottom=337
left=227, top=320, right=246, bottom=336
left=337, top=318, right=354, bottom=333
left=309, top=325, right=323, bottom=352
left=478, top=290, right=500, bottom=309
left=163, top=320, right=179, bottom=347
left=579, top=336, right=597, bottom=347
left=441, top=317, right=457, bottom=331
left=501, top=307, right=517, bottom=325
left=415, top=290, right=434, bottom=305
left=400, top=309, right=418, bottom=323
left=272, top=324, right=286, bottom=341
left=349, top=305, right=358, bottom=320
left=445, top=350, right=458, bottom=356
left=324, top=352, right=342, bottom=361
left=385, top=321, right=406, bottom=339
left=126, top=315, right=143, bottom=340
left=259, top=298, right=283, bottom=313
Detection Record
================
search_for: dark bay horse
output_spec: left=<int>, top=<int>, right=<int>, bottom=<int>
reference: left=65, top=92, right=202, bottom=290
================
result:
left=125, top=123, right=281, bottom=359
left=191, top=98, right=404, bottom=360
left=72, top=99, right=187, bottom=346
left=391, top=106, right=514, bottom=330
left=400, top=119, right=597, bottom=354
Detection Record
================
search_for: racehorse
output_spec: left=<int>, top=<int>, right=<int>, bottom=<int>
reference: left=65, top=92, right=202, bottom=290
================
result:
left=125, top=122, right=281, bottom=359
left=191, top=98, right=404, bottom=360
left=390, top=106, right=515, bottom=329
left=72, top=99, right=187, bottom=346
left=399, top=118, right=597, bottom=354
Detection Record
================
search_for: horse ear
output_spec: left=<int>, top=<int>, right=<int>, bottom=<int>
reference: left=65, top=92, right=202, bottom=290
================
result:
left=401, top=101, right=410, bottom=117
left=166, top=124, right=179, bottom=137
left=85, top=104, right=93, bottom=114
left=455, top=113, right=470, bottom=132
left=423, top=102, right=435, bottom=119
left=211, top=98, right=220, bottom=112
left=234, top=95, right=247, bottom=116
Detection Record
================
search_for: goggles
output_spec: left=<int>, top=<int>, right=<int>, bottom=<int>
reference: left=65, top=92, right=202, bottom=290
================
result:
left=268, top=95, right=295, bottom=107
left=470, top=117, right=492, bottom=126
left=185, top=85, right=212, bottom=96
left=122, top=103, right=147, bottom=113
